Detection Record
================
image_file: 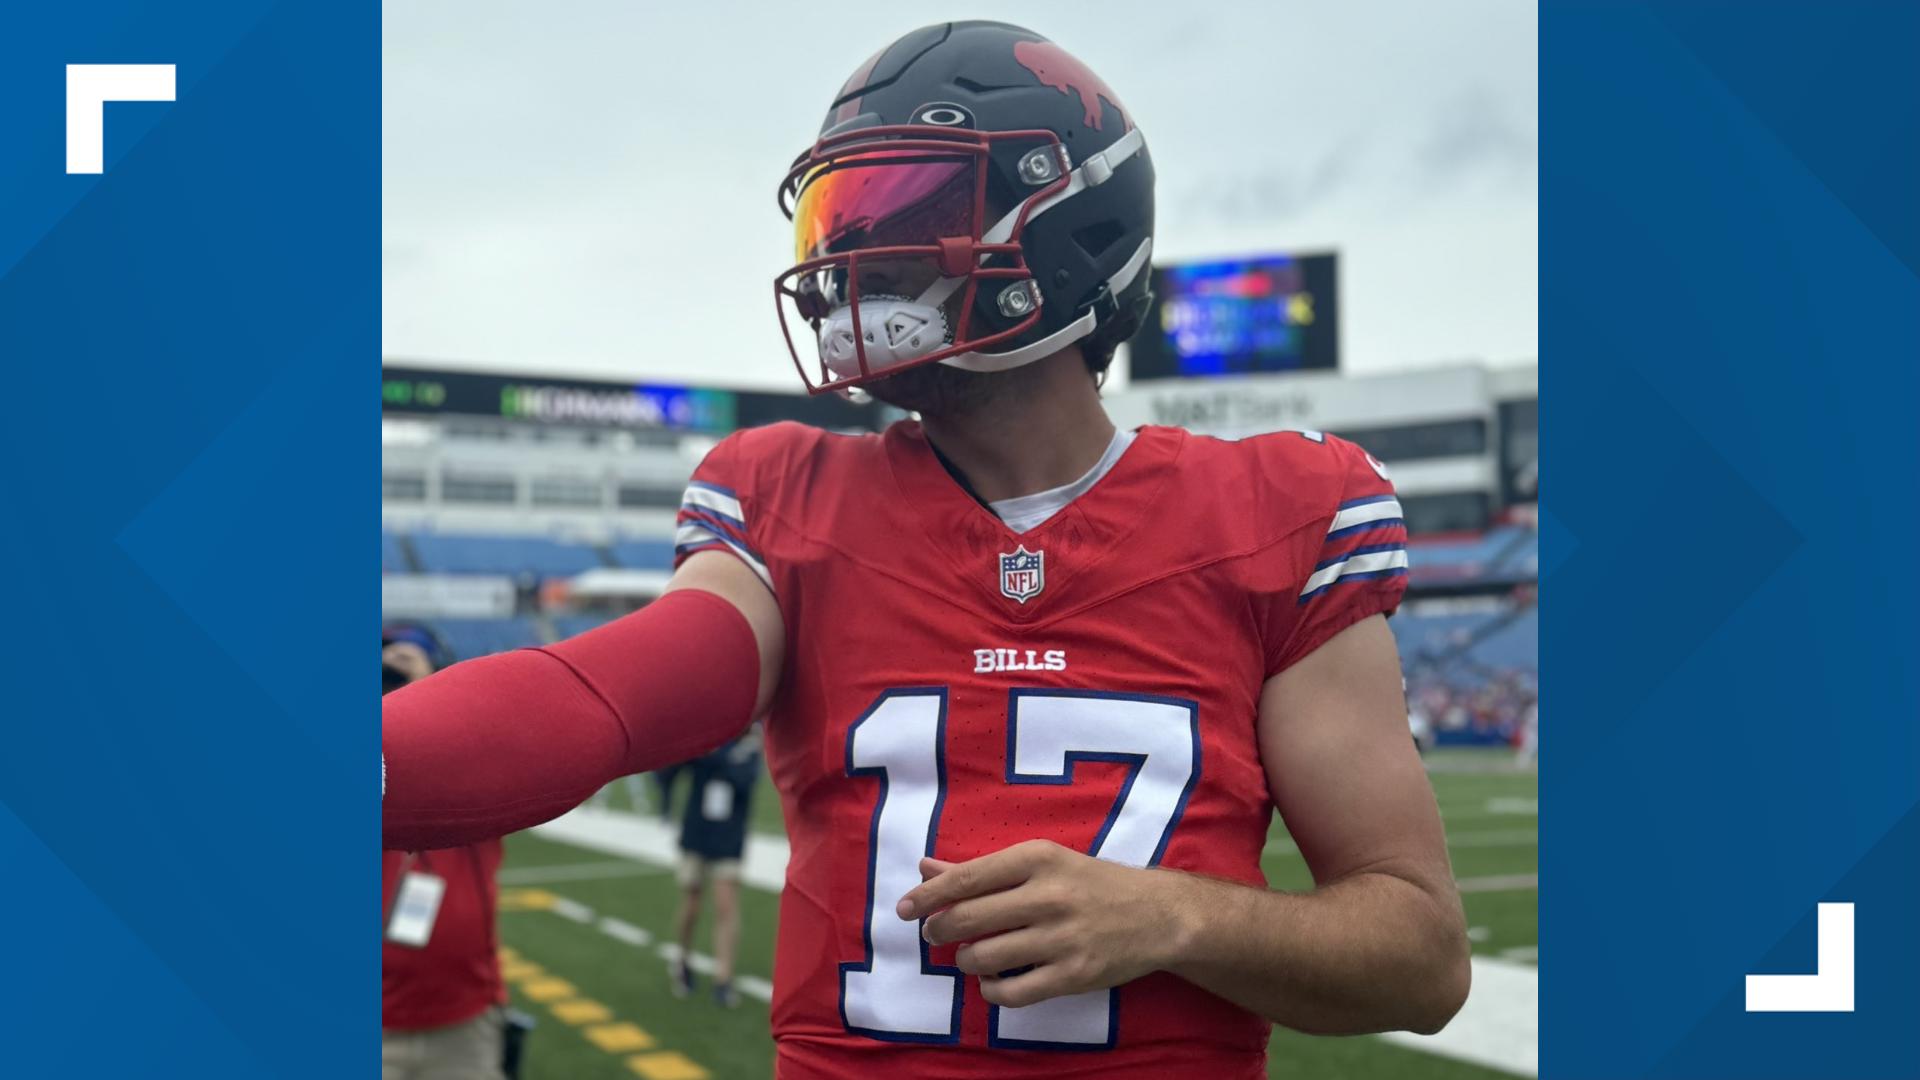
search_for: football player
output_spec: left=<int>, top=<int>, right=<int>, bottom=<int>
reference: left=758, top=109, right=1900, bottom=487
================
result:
left=384, top=21, right=1469, bottom=1078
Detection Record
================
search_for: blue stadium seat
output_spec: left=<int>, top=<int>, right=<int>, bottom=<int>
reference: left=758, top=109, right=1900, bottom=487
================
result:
left=1405, top=526, right=1539, bottom=586
left=431, top=617, right=540, bottom=661
left=382, top=530, right=407, bottom=574
left=609, top=538, right=675, bottom=570
left=1488, top=530, right=1540, bottom=580
left=1392, top=610, right=1494, bottom=658
left=408, top=532, right=604, bottom=577
left=1469, top=608, right=1538, bottom=671
left=1393, top=606, right=1538, bottom=683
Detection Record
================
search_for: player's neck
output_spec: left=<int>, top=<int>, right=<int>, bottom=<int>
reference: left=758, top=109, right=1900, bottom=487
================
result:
left=919, top=356, right=1118, bottom=504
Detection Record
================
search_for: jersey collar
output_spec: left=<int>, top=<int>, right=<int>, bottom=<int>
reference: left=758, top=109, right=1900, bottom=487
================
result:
left=883, top=421, right=1184, bottom=620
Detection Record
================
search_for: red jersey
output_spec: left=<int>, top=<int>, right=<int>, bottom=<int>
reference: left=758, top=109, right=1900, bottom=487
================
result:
left=676, top=421, right=1407, bottom=1079
left=381, top=840, right=506, bottom=1031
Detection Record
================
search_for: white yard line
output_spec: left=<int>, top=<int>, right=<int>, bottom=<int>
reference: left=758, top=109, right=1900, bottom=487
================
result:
left=1456, top=873, right=1539, bottom=894
left=659, top=943, right=777, bottom=1003
left=596, top=915, right=652, bottom=947
left=506, top=876, right=777, bottom=1005
left=533, top=806, right=1537, bottom=1077
left=1380, top=954, right=1537, bottom=1077
left=548, top=895, right=596, bottom=924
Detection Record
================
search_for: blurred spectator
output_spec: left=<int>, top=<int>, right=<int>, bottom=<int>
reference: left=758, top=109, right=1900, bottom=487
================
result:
left=670, top=725, right=762, bottom=1008
left=654, top=763, right=690, bottom=822
left=382, top=625, right=515, bottom=1080
left=1405, top=669, right=1537, bottom=746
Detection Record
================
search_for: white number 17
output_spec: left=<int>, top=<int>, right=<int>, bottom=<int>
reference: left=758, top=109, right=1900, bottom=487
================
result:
left=839, top=687, right=1200, bottom=1050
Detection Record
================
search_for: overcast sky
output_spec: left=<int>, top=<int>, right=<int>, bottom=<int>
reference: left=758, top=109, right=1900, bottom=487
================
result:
left=382, top=1, right=1536, bottom=392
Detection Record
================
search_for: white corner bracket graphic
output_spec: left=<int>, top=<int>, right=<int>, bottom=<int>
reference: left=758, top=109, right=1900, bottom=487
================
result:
left=1744, top=902, right=1855, bottom=1013
left=66, top=64, right=176, bottom=174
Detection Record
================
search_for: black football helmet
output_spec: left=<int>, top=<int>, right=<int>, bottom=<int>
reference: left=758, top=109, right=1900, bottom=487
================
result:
left=775, top=21, right=1155, bottom=393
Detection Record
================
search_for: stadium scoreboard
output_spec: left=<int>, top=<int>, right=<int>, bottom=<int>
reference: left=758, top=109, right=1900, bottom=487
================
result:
left=1128, top=253, right=1339, bottom=380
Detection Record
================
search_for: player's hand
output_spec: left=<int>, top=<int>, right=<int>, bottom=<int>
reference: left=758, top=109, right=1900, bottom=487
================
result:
left=897, top=839, right=1187, bottom=1009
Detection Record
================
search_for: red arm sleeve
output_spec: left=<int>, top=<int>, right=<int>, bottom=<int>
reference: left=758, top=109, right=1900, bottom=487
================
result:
left=382, top=588, right=759, bottom=851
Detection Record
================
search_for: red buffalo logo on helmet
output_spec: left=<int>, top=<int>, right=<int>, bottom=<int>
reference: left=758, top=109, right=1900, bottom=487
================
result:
left=1013, top=40, right=1131, bottom=132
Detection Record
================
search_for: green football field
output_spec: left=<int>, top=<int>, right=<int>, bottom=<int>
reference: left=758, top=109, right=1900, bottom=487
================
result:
left=494, top=748, right=1536, bottom=1080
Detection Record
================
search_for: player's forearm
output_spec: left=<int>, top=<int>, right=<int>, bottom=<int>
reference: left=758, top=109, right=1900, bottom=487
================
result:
left=382, top=588, right=761, bottom=851
left=1151, top=867, right=1470, bottom=1035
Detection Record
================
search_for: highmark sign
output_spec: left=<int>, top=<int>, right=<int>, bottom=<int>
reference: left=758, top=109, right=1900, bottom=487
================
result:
left=498, top=383, right=734, bottom=431
left=380, top=366, right=737, bottom=433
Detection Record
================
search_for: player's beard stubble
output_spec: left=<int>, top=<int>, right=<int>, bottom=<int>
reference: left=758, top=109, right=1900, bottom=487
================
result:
left=861, top=347, right=1101, bottom=420
left=860, top=359, right=1012, bottom=418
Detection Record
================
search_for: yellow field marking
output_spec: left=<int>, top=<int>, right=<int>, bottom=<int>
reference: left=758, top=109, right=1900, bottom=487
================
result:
left=499, top=959, right=545, bottom=981
left=550, top=998, right=613, bottom=1025
left=497, top=946, right=520, bottom=963
left=625, top=1051, right=711, bottom=1080
left=584, top=1022, right=657, bottom=1052
left=499, top=888, right=557, bottom=911
left=506, top=896, right=715, bottom=1079
left=519, top=976, right=577, bottom=1002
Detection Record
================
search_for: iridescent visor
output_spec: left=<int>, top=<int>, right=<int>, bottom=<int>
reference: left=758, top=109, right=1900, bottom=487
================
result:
left=791, top=152, right=978, bottom=265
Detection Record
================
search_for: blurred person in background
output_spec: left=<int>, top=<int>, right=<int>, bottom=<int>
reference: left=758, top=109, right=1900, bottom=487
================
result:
left=383, top=625, right=515, bottom=1080
left=589, top=761, right=690, bottom=818
left=1515, top=697, right=1539, bottom=769
left=670, top=725, right=763, bottom=1007
left=1405, top=678, right=1434, bottom=754
left=652, top=762, right=689, bottom=821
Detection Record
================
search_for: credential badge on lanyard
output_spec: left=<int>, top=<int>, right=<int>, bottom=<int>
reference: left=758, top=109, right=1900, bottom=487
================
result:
left=386, top=860, right=447, bottom=948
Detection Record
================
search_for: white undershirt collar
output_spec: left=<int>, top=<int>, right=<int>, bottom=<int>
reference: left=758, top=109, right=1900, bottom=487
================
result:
left=988, top=427, right=1138, bottom=534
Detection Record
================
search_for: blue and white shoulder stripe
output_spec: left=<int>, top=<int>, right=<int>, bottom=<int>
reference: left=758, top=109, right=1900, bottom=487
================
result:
left=675, top=481, right=771, bottom=589
left=1300, top=495, right=1408, bottom=603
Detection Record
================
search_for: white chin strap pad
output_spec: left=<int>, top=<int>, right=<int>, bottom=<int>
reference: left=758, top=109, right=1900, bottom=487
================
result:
left=818, top=295, right=951, bottom=379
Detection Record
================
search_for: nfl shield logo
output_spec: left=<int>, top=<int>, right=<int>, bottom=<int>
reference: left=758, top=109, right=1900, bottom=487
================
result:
left=998, top=545, right=1045, bottom=604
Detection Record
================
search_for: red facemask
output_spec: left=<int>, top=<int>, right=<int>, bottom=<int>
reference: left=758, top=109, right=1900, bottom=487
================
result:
left=775, top=125, right=1071, bottom=394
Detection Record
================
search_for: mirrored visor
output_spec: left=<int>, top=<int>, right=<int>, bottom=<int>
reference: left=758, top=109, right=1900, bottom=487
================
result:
left=791, top=152, right=978, bottom=264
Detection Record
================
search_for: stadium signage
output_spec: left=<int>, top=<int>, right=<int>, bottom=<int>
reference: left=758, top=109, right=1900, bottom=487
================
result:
left=498, top=383, right=730, bottom=430
left=1143, top=386, right=1317, bottom=431
left=1107, top=367, right=1494, bottom=443
left=380, top=366, right=735, bottom=432
left=381, top=365, right=887, bottom=434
